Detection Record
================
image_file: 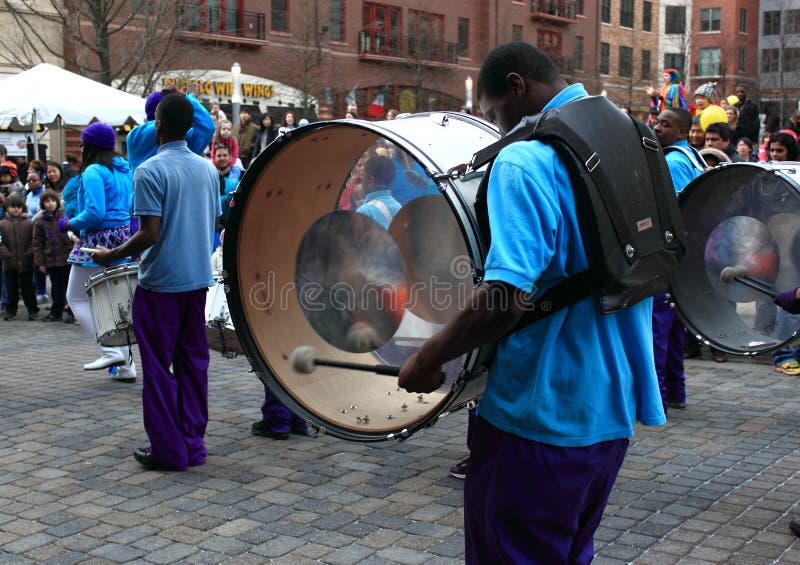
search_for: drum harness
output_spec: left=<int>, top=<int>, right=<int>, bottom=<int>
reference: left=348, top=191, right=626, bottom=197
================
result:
left=455, top=95, right=687, bottom=336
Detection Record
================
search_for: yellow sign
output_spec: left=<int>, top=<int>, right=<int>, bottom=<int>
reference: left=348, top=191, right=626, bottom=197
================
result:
left=161, top=77, right=275, bottom=99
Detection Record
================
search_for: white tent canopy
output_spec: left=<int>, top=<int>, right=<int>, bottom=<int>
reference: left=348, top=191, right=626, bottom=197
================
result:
left=0, top=63, right=146, bottom=128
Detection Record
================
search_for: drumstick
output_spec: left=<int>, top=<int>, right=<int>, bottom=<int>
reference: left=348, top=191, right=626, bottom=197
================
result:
left=719, top=266, right=777, bottom=298
left=79, top=247, right=98, bottom=254
left=291, top=346, right=401, bottom=376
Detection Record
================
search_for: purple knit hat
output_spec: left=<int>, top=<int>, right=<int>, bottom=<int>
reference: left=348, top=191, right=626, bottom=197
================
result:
left=81, top=122, right=116, bottom=150
left=145, top=91, right=164, bottom=121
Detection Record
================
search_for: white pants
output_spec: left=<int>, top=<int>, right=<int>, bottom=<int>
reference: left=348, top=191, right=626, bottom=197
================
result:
left=66, top=265, right=131, bottom=360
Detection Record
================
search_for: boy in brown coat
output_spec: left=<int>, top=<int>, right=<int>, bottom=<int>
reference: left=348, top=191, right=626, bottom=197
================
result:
left=32, top=189, right=73, bottom=321
left=0, top=192, right=38, bottom=320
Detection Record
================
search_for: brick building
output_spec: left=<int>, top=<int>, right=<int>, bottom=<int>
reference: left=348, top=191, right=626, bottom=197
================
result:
left=99, top=1, right=601, bottom=121
left=597, top=0, right=660, bottom=116
left=690, top=0, right=759, bottom=103
left=759, top=0, right=800, bottom=129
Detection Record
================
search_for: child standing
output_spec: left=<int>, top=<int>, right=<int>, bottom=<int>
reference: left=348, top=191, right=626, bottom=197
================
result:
left=0, top=192, right=39, bottom=320
left=32, top=189, right=72, bottom=321
left=209, top=119, right=239, bottom=168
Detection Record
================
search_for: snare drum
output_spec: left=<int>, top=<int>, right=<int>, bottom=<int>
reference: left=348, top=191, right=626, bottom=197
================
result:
left=224, top=113, right=499, bottom=441
left=206, top=274, right=243, bottom=357
left=85, top=263, right=139, bottom=346
left=672, top=162, right=800, bottom=355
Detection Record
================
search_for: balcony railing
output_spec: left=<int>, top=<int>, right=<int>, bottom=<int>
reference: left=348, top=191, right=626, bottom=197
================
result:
left=531, top=0, right=577, bottom=23
left=358, top=31, right=457, bottom=65
left=547, top=54, right=575, bottom=75
left=181, top=4, right=265, bottom=41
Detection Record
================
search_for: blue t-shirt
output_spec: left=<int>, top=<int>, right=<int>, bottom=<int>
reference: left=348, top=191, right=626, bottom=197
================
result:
left=133, top=141, right=221, bottom=292
left=355, top=189, right=401, bottom=230
left=126, top=94, right=216, bottom=170
left=479, top=83, right=666, bottom=447
left=664, top=140, right=704, bottom=193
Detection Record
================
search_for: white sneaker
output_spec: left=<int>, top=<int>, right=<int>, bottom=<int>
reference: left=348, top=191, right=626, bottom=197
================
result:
left=112, top=359, right=137, bottom=383
left=84, top=347, right=125, bottom=370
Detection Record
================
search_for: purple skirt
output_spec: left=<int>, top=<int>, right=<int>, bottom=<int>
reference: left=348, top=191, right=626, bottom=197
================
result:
left=68, top=224, right=132, bottom=267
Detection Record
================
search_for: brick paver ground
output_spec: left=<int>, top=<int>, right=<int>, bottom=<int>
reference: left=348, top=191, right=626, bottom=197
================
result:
left=2, top=317, right=800, bottom=563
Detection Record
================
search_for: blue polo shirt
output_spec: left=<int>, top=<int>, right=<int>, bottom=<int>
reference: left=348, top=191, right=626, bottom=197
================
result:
left=356, top=190, right=401, bottom=230
left=479, top=83, right=666, bottom=447
left=133, top=140, right=221, bottom=292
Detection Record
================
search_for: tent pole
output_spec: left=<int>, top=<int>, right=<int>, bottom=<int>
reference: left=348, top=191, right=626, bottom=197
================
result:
left=57, top=116, right=65, bottom=163
left=31, top=107, right=39, bottom=161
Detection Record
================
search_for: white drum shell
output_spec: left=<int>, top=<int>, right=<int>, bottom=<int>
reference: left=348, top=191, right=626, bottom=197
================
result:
left=85, top=263, right=139, bottom=347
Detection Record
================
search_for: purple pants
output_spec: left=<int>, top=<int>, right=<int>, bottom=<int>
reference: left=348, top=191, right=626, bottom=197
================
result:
left=260, top=389, right=307, bottom=434
left=133, top=286, right=209, bottom=471
left=464, top=416, right=628, bottom=564
left=652, top=295, right=686, bottom=410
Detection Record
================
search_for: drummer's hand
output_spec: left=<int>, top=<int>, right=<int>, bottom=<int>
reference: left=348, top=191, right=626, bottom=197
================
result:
left=398, top=352, right=444, bottom=394
left=91, top=245, right=112, bottom=266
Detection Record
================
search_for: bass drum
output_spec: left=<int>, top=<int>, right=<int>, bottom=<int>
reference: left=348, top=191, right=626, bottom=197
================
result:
left=224, top=113, right=500, bottom=441
left=672, top=162, right=800, bottom=355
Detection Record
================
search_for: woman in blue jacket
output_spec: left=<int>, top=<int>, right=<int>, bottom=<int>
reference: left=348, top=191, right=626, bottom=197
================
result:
left=61, top=122, right=137, bottom=382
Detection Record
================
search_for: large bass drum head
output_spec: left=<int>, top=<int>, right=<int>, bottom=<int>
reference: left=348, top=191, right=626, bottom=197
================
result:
left=224, top=114, right=498, bottom=441
left=672, top=162, right=800, bottom=355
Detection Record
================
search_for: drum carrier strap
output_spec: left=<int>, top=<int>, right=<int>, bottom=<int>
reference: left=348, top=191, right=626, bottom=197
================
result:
left=470, top=95, right=686, bottom=329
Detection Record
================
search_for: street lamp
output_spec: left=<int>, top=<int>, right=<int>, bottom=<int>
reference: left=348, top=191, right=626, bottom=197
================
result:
left=464, top=76, right=473, bottom=114
left=231, top=62, right=242, bottom=126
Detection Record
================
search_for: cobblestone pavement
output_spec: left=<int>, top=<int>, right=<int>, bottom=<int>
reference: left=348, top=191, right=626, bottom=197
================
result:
left=2, top=318, right=800, bottom=563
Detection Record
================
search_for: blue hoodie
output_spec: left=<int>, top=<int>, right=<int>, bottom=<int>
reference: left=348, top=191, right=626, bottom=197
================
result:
left=126, top=94, right=215, bottom=170
left=69, top=156, right=133, bottom=233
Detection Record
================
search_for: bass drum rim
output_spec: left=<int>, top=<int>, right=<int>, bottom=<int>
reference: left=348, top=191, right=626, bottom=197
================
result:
left=223, top=113, right=499, bottom=441
left=672, top=161, right=800, bottom=356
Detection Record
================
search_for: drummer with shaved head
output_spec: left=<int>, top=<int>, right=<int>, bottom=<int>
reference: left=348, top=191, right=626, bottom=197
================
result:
left=399, top=41, right=666, bottom=562
left=94, top=93, right=221, bottom=472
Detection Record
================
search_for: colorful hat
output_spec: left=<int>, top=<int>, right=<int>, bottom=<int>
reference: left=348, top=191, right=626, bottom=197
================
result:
left=0, top=160, right=18, bottom=179
left=694, top=82, right=717, bottom=101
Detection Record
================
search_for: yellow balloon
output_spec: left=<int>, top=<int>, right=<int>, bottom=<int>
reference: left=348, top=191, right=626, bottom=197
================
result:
left=700, top=105, right=728, bottom=130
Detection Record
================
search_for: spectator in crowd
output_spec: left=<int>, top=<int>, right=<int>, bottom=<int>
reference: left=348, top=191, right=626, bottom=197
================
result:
left=210, top=119, right=239, bottom=169
left=251, top=113, right=277, bottom=163
left=281, top=111, right=297, bottom=131
left=213, top=144, right=240, bottom=229
left=32, top=189, right=72, bottom=321
left=61, top=154, right=79, bottom=179
left=385, top=108, right=399, bottom=120
left=705, top=122, right=744, bottom=163
left=0, top=192, right=38, bottom=321
left=45, top=161, right=66, bottom=193
left=734, top=84, right=760, bottom=143
left=209, top=102, right=226, bottom=124
left=688, top=116, right=705, bottom=150
left=693, top=82, right=717, bottom=115
left=25, top=159, right=46, bottom=215
left=233, top=108, right=259, bottom=169
left=0, top=162, right=22, bottom=202
left=736, top=137, right=758, bottom=162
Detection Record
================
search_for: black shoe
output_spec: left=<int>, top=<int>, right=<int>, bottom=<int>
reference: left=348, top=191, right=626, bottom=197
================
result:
left=668, top=401, right=686, bottom=409
left=791, top=517, right=800, bottom=538
left=133, top=447, right=177, bottom=471
left=41, top=314, right=62, bottom=322
left=28, top=310, right=38, bottom=321
left=63, top=313, right=76, bottom=324
left=3, top=313, right=16, bottom=321
left=250, top=420, right=289, bottom=440
left=291, top=423, right=310, bottom=436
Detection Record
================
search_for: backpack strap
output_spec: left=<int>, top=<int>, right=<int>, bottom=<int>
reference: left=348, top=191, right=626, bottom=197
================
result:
left=663, top=144, right=706, bottom=172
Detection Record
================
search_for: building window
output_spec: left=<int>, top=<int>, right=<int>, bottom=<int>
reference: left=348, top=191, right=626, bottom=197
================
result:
left=512, top=24, right=522, bottom=42
left=784, top=47, right=800, bottom=72
left=620, top=0, right=633, bottom=28
left=762, top=48, right=779, bottom=72
left=601, top=0, right=611, bottom=24
left=664, top=53, right=685, bottom=75
left=786, top=10, right=800, bottom=33
left=600, top=42, right=610, bottom=74
left=271, top=0, right=288, bottom=32
left=697, top=47, right=720, bottom=76
left=665, top=6, right=686, bottom=34
left=763, top=11, right=781, bottom=35
left=329, top=0, right=344, bottom=41
left=457, top=17, right=469, bottom=57
left=641, top=49, right=651, bottom=80
left=739, top=8, right=747, bottom=34
left=362, top=3, right=402, bottom=56
left=408, top=9, right=445, bottom=61
left=575, top=0, right=584, bottom=16
left=643, top=2, right=652, bottom=32
left=619, top=45, right=633, bottom=77
left=537, top=30, right=562, bottom=60
left=185, top=0, right=241, bottom=35
left=573, top=35, right=583, bottom=70
left=699, top=8, right=721, bottom=32
left=738, top=47, right=746, bottom=72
